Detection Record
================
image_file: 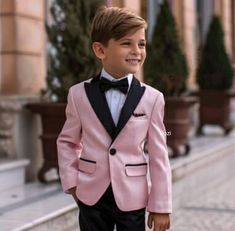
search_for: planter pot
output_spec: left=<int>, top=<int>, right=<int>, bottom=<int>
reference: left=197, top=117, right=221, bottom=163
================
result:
left=164, top=96, right=197, bottom=158
left=26, top=102, right=66, bottom=183
left=197, top=90, right=235, bottom=135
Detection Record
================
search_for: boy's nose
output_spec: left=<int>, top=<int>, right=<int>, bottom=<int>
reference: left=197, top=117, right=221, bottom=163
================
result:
left=131, top=45, right=140, bottom=55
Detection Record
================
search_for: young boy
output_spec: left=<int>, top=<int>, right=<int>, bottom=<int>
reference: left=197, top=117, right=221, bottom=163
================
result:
left=57, top=6, right=172, bottom=231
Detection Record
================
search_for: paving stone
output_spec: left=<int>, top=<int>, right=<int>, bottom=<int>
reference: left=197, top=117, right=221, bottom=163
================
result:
left=171, top=149, right=235, bottom=231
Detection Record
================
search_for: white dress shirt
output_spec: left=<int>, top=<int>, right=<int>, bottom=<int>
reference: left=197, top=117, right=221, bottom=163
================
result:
left=101, top=69, right=133, bottom=125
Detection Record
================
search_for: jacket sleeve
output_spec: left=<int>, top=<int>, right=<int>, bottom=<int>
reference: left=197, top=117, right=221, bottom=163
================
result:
left=147, top=93, right=172, bottom=213
left=57, top=87, right=82, bottom=193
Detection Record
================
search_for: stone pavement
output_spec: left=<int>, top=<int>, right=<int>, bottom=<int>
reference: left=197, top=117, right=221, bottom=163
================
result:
left=169, top=128, right=235, bottom=231
left=172, top=174, right=235, bottom=231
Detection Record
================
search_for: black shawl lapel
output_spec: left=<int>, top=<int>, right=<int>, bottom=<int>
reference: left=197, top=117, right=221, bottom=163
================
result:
left=113, top=77, right=146, bottom=140
left=84, top=74, right=116, bottom=139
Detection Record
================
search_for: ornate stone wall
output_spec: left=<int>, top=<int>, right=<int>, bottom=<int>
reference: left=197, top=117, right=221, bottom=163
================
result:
left=0, top=96, right=42, bottom=181
left=0, top=98, right=19, bottom=158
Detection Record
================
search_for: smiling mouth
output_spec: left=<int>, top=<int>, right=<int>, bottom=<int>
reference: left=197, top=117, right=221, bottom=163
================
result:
left=126, top=59, right=141, bottom=65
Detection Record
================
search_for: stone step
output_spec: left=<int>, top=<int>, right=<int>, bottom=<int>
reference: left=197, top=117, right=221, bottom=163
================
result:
left=0, top=159, right=29, bottom=192
left=0, top=182, right=78, bottom=231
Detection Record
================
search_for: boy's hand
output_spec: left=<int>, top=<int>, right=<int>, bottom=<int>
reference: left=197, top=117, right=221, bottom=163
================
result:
left=147, top=212, right=171, bottom=231
left=68, top=187, right=79, bottom=203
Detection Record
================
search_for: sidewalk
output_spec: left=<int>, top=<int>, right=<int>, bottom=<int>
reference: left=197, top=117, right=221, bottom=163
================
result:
left=172, top=157, right=235, bottom=231
left=170, top=129, right=235, bottom=231
left=171, top=126, right=235, bottom=182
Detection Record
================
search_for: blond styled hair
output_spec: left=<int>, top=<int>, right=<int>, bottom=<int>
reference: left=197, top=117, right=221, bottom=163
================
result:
left=91, top=6, right=147, bottom=46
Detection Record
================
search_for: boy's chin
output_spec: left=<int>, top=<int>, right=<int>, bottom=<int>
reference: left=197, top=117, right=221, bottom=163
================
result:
left=124, top=70, right=138, bottom=75
left=129, top=69, right=140, bottom=74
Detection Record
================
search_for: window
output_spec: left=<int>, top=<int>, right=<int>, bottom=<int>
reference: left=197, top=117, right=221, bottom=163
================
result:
left=196, top=0, right=214, bottom=45
left=147, top=0, right=163, bottom=41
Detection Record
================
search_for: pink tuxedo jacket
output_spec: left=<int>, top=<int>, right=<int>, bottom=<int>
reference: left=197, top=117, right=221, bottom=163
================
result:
left=57, top=75, right=172, bottom=213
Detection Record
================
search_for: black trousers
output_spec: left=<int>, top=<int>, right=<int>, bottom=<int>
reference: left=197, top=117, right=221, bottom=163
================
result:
left=78, top=185, right=146, bottom=231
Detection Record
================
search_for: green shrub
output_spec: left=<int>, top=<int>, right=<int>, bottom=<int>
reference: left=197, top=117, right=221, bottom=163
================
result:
left=45, top=0, right=103, bottom=102
left=144, top=0, right=188, bottom=96
left=196, top=16, right=234, bottom=90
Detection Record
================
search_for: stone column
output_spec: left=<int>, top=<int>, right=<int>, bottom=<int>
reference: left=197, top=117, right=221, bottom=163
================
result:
left=0, top=0, right=46, bottom=95
left=171, top=0, right=197, bottom=90
left=232, top=0, right=235, bottom=65
left=123, top=0, right=141, bottom=15
left=182, top=0, right=197, bottom=91
left=110, top=0, right=124, bottom=7
left=220, top=0, right=233, bottom=58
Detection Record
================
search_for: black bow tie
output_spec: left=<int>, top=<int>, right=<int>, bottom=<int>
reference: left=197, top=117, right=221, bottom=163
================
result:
left=99, top=77, right=129, bottom=94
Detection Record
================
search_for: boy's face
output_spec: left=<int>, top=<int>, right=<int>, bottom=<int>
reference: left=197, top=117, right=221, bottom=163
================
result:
left=93, top=28, right=146, bottom=78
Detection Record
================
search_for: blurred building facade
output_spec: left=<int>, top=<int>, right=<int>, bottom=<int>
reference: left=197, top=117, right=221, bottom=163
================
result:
left=0, top=0, right=234, bottom=96
left=0, top=0, right=234, bottom=181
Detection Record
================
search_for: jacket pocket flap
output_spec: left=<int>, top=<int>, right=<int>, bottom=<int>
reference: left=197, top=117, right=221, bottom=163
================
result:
left=125, top=165, right=147, bottom=176
left=78, top=159, right=96, bottom=174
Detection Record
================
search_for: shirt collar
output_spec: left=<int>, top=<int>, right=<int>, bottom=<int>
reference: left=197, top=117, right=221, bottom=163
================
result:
left=101, top=68, right=133, bottom=89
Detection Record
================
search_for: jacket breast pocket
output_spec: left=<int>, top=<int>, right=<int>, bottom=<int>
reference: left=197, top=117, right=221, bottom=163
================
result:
left=125, top=164, right=147, bottom=177
left=78, top=158, right=96, bottom=174
left=131, top=115, right=148, bottom=121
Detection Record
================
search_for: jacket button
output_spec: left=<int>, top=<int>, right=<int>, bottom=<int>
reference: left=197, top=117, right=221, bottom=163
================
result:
left=109, top=148, right=116, bottom=155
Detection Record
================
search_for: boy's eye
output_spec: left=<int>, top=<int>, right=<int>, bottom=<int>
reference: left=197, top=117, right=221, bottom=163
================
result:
left=139, top=43, right=146, bottom=48
left=121, top=42, right=131, bottom=46
left=120, top=41, right=146, bottom=48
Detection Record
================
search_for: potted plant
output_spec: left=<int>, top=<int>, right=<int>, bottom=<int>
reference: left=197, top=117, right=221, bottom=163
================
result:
left=144, top=0, right=197, bottom=157
left=196, top=16, right=234, bottom=135
left=27, top=0, right=103, bottom=182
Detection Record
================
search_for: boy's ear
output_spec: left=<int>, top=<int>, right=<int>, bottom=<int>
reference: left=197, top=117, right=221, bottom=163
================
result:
left=92, top=42, right=106, bottom=60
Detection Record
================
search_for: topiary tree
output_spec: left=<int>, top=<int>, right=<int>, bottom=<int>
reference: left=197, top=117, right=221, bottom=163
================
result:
left=196, top=16, right=234, bottom=90
left=144, top=0, right=188, bottom=96
left=45, top=0, right=104, bottom=102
